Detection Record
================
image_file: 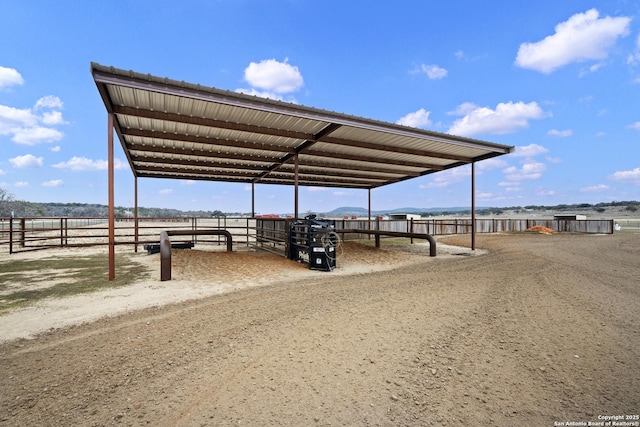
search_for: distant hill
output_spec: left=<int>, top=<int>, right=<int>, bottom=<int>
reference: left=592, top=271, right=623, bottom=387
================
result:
left=1, top=196, right=638, bottom=218
left=311, top=201, right=640, bottom=219
left=322, top=206, right=478, bottom=217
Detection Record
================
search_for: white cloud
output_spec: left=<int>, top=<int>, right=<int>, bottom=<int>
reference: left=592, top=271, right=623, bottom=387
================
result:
left=50, top=145, right=60, bottom=152
left=420, top=157, right=508, bottom=189
left=578, top=62, right=605, bottom=77
left=42, top=179, right=63, bottom=187
left=52, top=156, right=127, bottom=171
left=159, top=188, right=173, bottom=195
left=498, top=182, right=522, bottom=192
left=243, top=58, right=303, bottom=94
left=537, top=188, right=556, bottom=196
left=0, top=104, right=37, bottom=128
left=503, top=161, right=547, bottom=181
left=510, top=143, right=549, bottom=158
left=397, top=108, right=432, bottom=128
left=448, top=102, right=478, bottom=116
left=333, top=191, right=352, bottom=197
left=34, top=95, right=63, bottom=110
left=548, top=129, right=573, bottom=137
left=448, top=101, right=549, bottom=136
left=477, top=157, right=508, bottom=171
left=627, top=34, right=640, bottom=65
left=419, top=64, right=448, bottom=80
left=581, top=184, right=611, bottom=193
left=0, top=169, right=4, bottom=175
left=627, top=122, right=640, bottom=131
left=14, top=181, right=28, bottom=187
left=41, top=111, right=66, bottom=125
left=476, top=192, right=494, bottom=199
left=421, top=165, right=471, bottom=188
left=12, top=126, right=63, bottom=145
left=0, top=66, right=24, bottom=88
left=10, top=154, right=44, bottom=168
left=608, top=167, right=640, bottom=185
left=515, top=9, right=631, bottom=74
left=0, top=95, right=66, bottom=145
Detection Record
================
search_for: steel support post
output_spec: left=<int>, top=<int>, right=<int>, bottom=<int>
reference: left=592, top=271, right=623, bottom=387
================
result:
left=294, top=153, right=299, bottom=219
left=471, top=161, right=476, bottom=251
left=368, top=189, right=371, bottom=230
left=251, top=182, right=255, bottom=218
left=134, top=175, right=138, bottom=253
left=108, top=113, right=115, bottom=280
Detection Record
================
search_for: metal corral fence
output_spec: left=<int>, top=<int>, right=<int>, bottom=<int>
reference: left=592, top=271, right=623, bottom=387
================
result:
left=1, top=216, right=614, bottom=254
left=0, top=217, right=257, bottom=254
left=334, top=218, right=613, bottom=236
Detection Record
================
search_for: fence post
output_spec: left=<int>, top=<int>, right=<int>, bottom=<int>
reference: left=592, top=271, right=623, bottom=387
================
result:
left=160, top=231, right=171, bottom=281
left=9, top=217, right=13, bottom=254
left=20, top=218, right=25, bottom=248
left=410, top=218, right=414, bottom=244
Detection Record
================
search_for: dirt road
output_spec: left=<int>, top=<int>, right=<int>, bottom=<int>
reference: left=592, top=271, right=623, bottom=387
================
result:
left=1, top=233, right=639, bottom=426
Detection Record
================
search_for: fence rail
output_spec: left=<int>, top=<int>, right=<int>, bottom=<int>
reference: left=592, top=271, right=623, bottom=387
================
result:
left=1, top=216, right=614, bottom=255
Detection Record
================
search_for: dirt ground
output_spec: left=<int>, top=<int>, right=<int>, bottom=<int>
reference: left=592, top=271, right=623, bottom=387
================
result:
left=1, top=233, right=639, bottom=426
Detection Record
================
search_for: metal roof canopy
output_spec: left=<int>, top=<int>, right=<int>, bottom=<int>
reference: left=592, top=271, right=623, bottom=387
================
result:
left=91, top=63, right=513, bottom=190
left=92, top=63, right=514, bottom=280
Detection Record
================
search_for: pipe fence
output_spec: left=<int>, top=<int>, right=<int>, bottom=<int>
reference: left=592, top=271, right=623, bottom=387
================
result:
left=1, top=216, right=614, bottom=255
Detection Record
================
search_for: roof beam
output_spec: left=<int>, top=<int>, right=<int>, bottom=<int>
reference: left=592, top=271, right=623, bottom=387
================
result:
left=125, top=142, right=283, bottom=164
left=253, top=122, right=342, bottom=183
left=296, top=158, right=421, bottom=176
left=278, top=165, right=402, bottom=181
left=113, top=105, right=309, bottom=140
left=302, top=149, right=444, bottom=170
left=319, top=136, right=473, bottom=162
left=116, top=106, right=475, bottom=162
left=122, top=128, right=295, bottom=154
left=130, top=154, right=273, bottom=171
left=136, top=164, right=260, bottom=179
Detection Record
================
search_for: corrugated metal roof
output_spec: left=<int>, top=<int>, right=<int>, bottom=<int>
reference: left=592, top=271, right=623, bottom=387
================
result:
left=91, top=63, right=514, bottom=189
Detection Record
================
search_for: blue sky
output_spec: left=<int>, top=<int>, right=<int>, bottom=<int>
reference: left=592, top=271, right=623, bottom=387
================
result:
left=1, top=1, right=639, bottom=214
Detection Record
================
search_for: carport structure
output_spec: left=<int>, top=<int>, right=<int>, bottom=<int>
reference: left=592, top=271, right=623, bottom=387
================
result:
left=91, top=63, right=514, bottom=279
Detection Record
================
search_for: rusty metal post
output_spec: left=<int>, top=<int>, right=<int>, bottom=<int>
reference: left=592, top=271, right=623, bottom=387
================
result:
left=251, top=182, right=255, bottom=218
left=410, top=218, right=414, bottom=244
left=9, top=217, right=13, bottom=254
left=160, top=231, right=171, bottom=281
left=471, top=162, right=476, bottom=251
left=20, top=218, right=25, bottom=248
left=134, top=175, right=138, bottom=253
left=108, top=113, right=115, bottom=280
left=368, top=189, right=371, bottom=231
left=294, top=153, right=299, bottom=219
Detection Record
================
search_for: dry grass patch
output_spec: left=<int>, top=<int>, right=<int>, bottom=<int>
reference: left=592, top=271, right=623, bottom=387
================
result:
left=0, top=253, right=148, bottom=312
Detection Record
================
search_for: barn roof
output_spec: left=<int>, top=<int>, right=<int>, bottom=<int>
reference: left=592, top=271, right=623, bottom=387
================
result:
left=91, top=63, right=513, bottom=190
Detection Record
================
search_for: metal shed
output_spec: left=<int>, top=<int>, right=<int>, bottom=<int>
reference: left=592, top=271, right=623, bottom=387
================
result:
left=91, top=63, right=514, bottom=279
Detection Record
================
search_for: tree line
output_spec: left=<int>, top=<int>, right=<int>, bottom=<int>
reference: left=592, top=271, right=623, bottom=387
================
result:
left=0, top=188, right=244, bottom=218
left=1, top=186, right=638, bottom=218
